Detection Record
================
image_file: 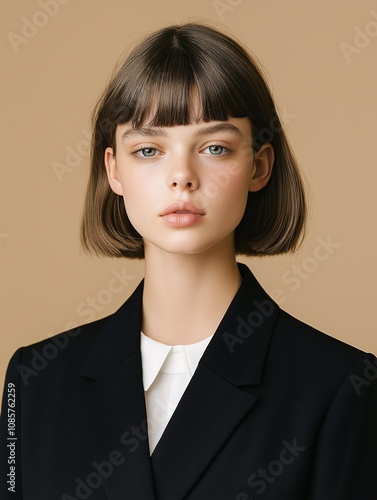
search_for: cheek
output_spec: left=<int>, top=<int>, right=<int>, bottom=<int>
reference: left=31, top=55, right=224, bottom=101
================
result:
left=118, top=172, right=158, bottom=230
left=215, top=168, right=251, bottom=211
left=203, top=167, right=251, bottom=235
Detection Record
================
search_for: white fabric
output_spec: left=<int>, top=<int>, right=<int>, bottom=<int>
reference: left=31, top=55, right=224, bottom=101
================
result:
left=140, top=331, right=213, bottom=454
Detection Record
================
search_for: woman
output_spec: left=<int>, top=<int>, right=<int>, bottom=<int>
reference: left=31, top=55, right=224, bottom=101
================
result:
left=1, top=22, right=376, bottom=499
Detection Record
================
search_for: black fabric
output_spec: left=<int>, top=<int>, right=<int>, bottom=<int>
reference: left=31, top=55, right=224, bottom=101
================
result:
left=1, top=263, right=376, bottom=499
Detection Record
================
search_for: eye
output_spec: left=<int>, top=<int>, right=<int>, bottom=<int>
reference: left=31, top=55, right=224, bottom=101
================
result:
left=203, top=145, right=229, bottom=156
left=132, top=147, right=158, bottom=158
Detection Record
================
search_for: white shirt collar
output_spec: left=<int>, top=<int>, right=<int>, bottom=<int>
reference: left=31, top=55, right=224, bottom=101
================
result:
left=140, top=332, right=214, bottom=391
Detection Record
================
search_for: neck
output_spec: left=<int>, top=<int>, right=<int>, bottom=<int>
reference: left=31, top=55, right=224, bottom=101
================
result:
left=141, top=240, right=242, bottom=345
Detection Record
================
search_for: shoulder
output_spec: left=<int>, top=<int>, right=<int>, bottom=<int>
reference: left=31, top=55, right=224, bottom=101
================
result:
left=274, top=308, right=365, bottom=359
left=6, top=314, right=111, bottom=390
left=3, top=278, right=144, bottom=391
left=238, top=262, right=374, bottom=372
left=269, top=308, right=376, bottom=393
left=23, top=314, right=108, bottom=355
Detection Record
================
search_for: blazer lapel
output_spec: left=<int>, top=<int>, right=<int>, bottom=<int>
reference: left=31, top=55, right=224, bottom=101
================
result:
left=73, top=280, right=157, bottom=500
left=72, top=262, right=279, bottom=500
left=150, top=263, right=280, bottom=500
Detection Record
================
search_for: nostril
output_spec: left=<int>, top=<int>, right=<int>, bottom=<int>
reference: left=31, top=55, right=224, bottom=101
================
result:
left=171, top=180, right=195, bottom=188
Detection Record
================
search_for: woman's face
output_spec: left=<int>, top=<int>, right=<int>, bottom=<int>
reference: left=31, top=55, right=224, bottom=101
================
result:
left=105, top=112, right=273, bottom=258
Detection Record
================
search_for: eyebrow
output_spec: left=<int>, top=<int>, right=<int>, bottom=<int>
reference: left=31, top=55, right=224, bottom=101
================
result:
left=120, top=123, right=244, bottom=143
left=194, top=123, right=244, bottom=139
left=121, top=127, right=167, bottom=142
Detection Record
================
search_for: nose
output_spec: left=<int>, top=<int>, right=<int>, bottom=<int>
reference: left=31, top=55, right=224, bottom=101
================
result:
left=168, top=153, right=199, bottom=191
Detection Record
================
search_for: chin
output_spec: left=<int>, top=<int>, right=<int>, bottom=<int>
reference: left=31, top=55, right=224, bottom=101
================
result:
left=164, top=245, right=211, bottom=256
left=164, top=240, right=227, bottom=256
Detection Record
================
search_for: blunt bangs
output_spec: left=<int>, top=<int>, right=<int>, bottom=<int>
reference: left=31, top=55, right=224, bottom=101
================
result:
left=97, top=24, right=273, bottom=146
left=81, top=22, right=307, bottom=259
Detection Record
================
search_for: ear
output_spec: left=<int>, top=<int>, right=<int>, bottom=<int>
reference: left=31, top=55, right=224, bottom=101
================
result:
left=248, top=143, right=274, bottom=192
left=104, top=147, right=123, bottom=196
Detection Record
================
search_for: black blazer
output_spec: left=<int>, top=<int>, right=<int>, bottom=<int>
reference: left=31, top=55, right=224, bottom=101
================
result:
left=1, top=263, right=376, bottom=499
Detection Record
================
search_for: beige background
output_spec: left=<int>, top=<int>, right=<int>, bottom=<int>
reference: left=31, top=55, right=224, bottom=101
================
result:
left=1, top=0, right=376, bottom=400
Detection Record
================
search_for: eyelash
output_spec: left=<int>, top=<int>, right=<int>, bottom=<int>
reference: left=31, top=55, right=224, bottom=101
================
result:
left=203, top=145, right=230, bottom=156
left=130, top=144, right=230, bottom=160
left=131, top=147, right=159, bottom=159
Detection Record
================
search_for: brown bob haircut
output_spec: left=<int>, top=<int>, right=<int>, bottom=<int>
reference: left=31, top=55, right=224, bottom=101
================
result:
left=81, top=22, right=307, bottom=259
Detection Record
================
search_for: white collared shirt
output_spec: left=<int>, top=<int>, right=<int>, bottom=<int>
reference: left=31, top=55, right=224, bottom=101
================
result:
left=140, top=331, right=214, bottom=454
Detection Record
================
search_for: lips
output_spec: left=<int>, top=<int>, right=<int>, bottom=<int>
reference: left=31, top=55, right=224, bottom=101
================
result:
left=160, top=202, right=205, bottom=217
left=160, top=202, right=205, bottom=228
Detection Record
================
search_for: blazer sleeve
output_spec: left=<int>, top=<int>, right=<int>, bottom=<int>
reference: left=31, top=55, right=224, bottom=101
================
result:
left=0, top=349, right=23, bottom=500
left=307, top=352, right=377, bottom=499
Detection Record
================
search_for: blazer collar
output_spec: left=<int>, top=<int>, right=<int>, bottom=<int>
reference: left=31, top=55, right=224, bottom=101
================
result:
left=79, top=275, right=144, bottom=380
left=200, top=261, right=279, bottom=386
left=80, top=262, right=279, bottom=386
